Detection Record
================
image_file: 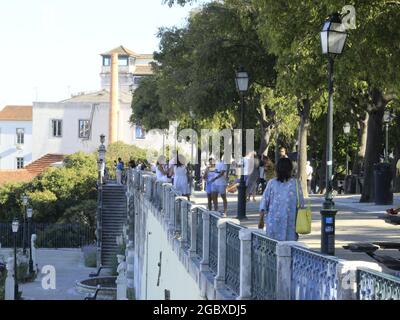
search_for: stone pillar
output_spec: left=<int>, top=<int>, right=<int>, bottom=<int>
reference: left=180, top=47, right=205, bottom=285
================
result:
left=116, top=254, right=127, bottom=300
left=200, top=211, right=210, bottom=272
left=214, top=219, right=229, bottom=289
left=5, top=257, right=15, bottom=300
left=31, top=234, right=37, bottom=273
left=109, top=52, right=120, bottom=143
left=336, top=260, right=382, bottom=300
left=237, top=229, right=253, bottom=300
left=276, top=241, right=308, bottom=300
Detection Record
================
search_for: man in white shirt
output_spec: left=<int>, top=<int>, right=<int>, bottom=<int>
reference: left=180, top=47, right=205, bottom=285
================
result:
left=306, top=161, right=313, bottom=194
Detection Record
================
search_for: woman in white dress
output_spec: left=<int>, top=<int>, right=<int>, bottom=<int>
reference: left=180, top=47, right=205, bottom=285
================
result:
left=156, top=156, right=170, bottom=183
left=169, top=154, right=191, bottom=200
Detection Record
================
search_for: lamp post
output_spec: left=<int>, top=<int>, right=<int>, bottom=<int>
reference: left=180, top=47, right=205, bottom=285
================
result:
left=97, top=134, right=106, bottom=268
left=189, top=111, right=202, bottom=191
left=383, top=110, right=391, bottom=163
left=235, top=67, right=249, bottom=220
left=343, top=122, right=351, bottom=176
left=320, top=12, right=347, bottom=255
left=27, top=207, right=34, bottom=275
left=21, top=195, right=28, bottom=254
left=12, top=218, right=19, bottom=300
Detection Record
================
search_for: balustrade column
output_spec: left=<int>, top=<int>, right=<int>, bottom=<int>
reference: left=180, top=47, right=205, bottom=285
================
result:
left=180, top=200, right=189, bottom=248
left=200, top=212, right=210, bottom=272
left=237, top=229, right=253, bottom=300
left=189, top=207, right=198, bottom=257
left=214, top=219, right=229, bottom=289
left=336, top=261, right=382, bottom=300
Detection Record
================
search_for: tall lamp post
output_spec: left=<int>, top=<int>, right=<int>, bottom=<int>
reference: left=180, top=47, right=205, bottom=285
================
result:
left=235, top=67, right=249, bottom=220
left=189, top=111, right=202, bottom=191
left=320, top=12, right=347, bottom=255
left=343, top=122, right=351, bottom=176
left=27, top=207, right=34, bottom=275
left=383, top=110, right=391, bottom=163
left=97, top=134, right=106, bottom=268
left=12, top=219, right=19, bottom=300
left=21, top=195, right=28, bottom=254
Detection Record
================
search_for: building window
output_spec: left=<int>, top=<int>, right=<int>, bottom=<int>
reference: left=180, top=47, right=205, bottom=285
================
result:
left=79, top=120, right=90, bottom=139
left=16, top=128, right=24, bottom=144
left=135, top=126, right=146, bottom=139
left=52, top=120, right=62, bottom=137
left=16, top=157, right=24, bottom=169
left=118, top=56, right=129, bottom=66
left=103, top=56, right=111, bottom=66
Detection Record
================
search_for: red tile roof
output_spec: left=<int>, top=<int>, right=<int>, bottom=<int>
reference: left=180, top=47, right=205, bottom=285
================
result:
left=0, top=154, right=65, bottom=185
left=0, top=105, right=32, bottom=121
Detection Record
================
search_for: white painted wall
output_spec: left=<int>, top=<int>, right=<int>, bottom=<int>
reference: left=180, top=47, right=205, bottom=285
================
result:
left=139, top=206, right=202, bottom=300
left=32, top=101, right=178, bottom=161
left=0, top=120, right=32, bottom=169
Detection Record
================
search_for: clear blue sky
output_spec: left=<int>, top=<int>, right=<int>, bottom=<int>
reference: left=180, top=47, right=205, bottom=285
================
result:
left=0, top=0, right=205, bottom=106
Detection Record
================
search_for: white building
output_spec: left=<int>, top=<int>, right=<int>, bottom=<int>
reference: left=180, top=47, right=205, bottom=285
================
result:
left=32, top=46, right=165, bottom=161
left=0, top=105, right=33, bottom=170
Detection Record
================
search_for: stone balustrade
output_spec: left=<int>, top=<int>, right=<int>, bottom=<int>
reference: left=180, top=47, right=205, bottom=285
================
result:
left=124, top=169, right=400, bottom=300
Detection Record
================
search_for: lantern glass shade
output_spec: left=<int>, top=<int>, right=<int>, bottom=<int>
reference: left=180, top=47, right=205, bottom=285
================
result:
left=320, top=13, right=347, bottom=55
left=100, top=134, right=105, bottom=144
left=27, top=207, right=33, bottom=219
left=383, top=110, right=391, bottom=123
left=22, top=195, right=28, bottom=205
left=12, top=219, right=19, bottom=233
left=343, top=122, right=351, bottom=135
left=235, top=70, right=249, bottom=93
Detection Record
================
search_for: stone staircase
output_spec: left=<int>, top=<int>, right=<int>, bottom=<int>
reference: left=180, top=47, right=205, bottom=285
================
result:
left=101, top=183, right=127, bottom=267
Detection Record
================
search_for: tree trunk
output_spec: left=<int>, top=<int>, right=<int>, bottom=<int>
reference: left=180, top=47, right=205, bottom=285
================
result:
left=360, top=88, right=387, bottom=203
left=297, top=99, right=311, bottom=198
left=393, top=112, right=400, bottom=192
left=352, top=111, right=368, bottom=175
left=258, top=103, right=275, bottom=157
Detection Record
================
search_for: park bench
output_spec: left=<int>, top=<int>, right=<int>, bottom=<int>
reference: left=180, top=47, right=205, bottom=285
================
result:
left=343, top=242, right=400, bottom=271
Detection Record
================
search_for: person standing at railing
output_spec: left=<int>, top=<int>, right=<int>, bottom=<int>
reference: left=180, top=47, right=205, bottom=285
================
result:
left=203, top=157, right=217, bottom=210
left=258, top=157, right=304, bottom=241
left=210, top=156, right=228, bottom=216
left=116, top=158, right=124, bottom=185
left=169, top=154, right=191, bottom=200
left=156, top=156, right=170, bottom=183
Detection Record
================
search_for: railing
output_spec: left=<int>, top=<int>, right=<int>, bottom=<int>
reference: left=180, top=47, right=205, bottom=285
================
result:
left=291, top=246, right=338, bottom=300
left=209, top=214, right=219, bottom=275
left=181, top=200, right=191, bottom=249
left=0, top=223, right=95, bottom=248
left=196, top=208, right=203, bottom=259
left=251, top=232, right=277, bottom=300
left=357, top=267, right=400, bottom=300
left=225, top=222, right=241, bottom=295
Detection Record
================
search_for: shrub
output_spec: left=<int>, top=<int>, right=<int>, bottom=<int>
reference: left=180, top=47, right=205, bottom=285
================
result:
left=82, top=245, right=97, bottom=268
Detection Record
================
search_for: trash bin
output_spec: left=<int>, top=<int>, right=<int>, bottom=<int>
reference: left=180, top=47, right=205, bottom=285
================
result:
left=374, top=163, right=393, bottom=205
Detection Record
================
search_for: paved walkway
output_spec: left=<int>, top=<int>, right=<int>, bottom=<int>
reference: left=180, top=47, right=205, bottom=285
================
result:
left=191, top=191, right=400, bottom=274
left=0, top=248, right=97, bottom=300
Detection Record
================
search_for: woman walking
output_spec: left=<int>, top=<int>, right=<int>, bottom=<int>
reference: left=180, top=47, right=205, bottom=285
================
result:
left=203, top=157, right=217, bottom=210
left=258, top=158, right=304, bottom=241
left=169, top=154, right=191, bottom=200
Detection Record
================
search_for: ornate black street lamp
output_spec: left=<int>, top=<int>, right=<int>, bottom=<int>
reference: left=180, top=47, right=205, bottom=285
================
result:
left=383, top=110, right=391, bottom=163
left=320, top=12, right=348, bottom=255
left=21, top=195, right=28, bottom=254
left=343, top=122, right=351, bottom=176
left=27, top=207, right=34, bottom=275
left=235, top=67, right=249, bottom=220
left=12, top=218, right=19, bottom=300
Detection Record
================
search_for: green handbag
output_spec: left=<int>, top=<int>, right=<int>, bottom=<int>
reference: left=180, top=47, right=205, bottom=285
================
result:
left=295, top=180, right=312, bottom=235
